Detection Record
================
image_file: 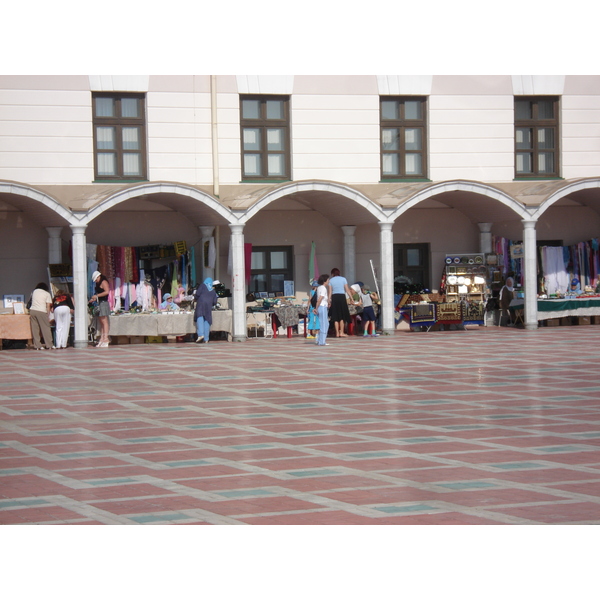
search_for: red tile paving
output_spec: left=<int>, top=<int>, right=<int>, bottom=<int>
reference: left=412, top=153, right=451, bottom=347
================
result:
left=2, top=326, right=600, bottom=526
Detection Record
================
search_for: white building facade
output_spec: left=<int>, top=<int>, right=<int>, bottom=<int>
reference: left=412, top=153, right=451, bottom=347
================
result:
left=1, top=74, right=600, bottom=345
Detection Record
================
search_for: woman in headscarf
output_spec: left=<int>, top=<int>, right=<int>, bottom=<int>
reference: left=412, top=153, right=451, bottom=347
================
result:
left=194, top=277, right=219, bottom=343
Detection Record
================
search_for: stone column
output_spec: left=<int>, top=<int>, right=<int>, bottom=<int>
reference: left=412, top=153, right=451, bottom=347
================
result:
left=342, top=226, right=356, bottom=284
left=199, top=225, right=215, bottom=282
left=46, top=227, right=63, bottom=264
left=522, top=219, right=538, bottom=330
left=378, top=221, right=395, bottom=336
left=229, top=223, right=246, bottom=342
left=70, top=224, right=88, bottom=348
left=478, top=222, right=493, bottom=255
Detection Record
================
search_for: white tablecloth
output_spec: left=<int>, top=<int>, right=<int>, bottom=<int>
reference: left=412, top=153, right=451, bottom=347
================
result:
left=107, top=311, right=232, bottom=338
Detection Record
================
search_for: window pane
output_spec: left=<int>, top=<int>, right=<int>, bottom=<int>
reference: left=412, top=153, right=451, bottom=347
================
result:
left=242, top=99, right=261, bottom=119
left=251, top=274, right=267, bottom=293
left=122, top=127, right=140, bottom=150
left=405, top=153, right=422, bottom=176
left=407, top=249, right=421, bottom=266
left=381, top=100, right=399, bottom=120
left=243, top=128, right=261, bottom=151
left=404, top=100, right=421, bottom=120
left=382, top=128, right=399, bottom=150
left=270, top=251, right=287, bottom=269
left=96, top=126, right=115, bottom=149
left=243, top=154, right=261, bottom=176
left=95, top=97, right=114, bottom=117
left=537, top=127, right=554, bottom=149
left=538, top=152, right=554, bottom=173
left=270, top=273, right=285, bottom=292
left=97, top=153, right=116, bottom=176
left=515, top=100, right=532, bottom=120
left=405, top=128, right=422, bottom=150
left=123, top=153, right=141, bottom=176
left=538, top=100, right=554, bottom=119
left=267, top=128, right=284, bottom=151
left=516, top=128, right=532, bottom=149
left=251, top=251, right=266, bottom=269
left=121, top=98, right=139, bottom=118
left=267, top=154, right=284, bottom=176
left=516, top=152, right=533, bottom=173
left=382, top=153, right=399, bottom=175
left=266, top=100, right=283, bottom=119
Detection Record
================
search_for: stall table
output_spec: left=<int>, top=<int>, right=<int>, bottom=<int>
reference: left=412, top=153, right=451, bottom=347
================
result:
left=510, top=297, right=600, bottom=322
left=106, top=310, right=232, bottom=342
left=271, top=305, right=307, bottom=338
left=0, top=314, right=32, bottom=349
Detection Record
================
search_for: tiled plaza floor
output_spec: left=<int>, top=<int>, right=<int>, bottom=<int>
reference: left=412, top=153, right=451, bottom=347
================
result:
left=1, top=325, right=600, bottom=525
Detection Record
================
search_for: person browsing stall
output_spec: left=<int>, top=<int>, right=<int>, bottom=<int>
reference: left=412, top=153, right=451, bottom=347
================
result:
left=499, top=276, right=515, bottom=327
left=357, top=283, right=379, bottom=337
left=194, top=278, right=219, bottom=343
left=29, top=282, right=54, bottom=350
left=90, top=270, right=110, bottom=347
left=307, top=279, right=320, bottom=339
left=328, top=268, right=356, bottom=337
left=52, top=289, right=74, bottom=349
left=314, top=273, right=330, bottom=346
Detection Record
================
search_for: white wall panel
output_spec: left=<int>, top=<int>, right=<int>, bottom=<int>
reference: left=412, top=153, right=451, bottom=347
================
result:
left=293, top=139, right=380, bottom=154
left=430, top=108, right=513, bottom=125
left=430, top=138, right=514, bottom=154
left=431, top=124, right=515, bottom=140
left=429, top=167, right=514, bottom=182
left=293, top=95, right=376, bottom=110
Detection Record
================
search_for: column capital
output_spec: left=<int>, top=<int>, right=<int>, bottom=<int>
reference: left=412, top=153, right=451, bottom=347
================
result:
left=378, top=221, right=393, bottom=232
left=229, top=223, right=244, bottom=235
left=46, top=226, right=63, bottom=238
left=341, top=225, right=356, bottom=236
left=199, top=226, right=215, bottom=238
left=521, top=219, right=537, bottom=229
left=477, top=222, right=493, bottom=233
left=70, top=224, right=87, bottom=235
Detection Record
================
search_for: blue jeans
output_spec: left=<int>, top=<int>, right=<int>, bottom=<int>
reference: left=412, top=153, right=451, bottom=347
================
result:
left=317, top=304, right=329, bottom=345
left=196, top=316, right=210, bottom=340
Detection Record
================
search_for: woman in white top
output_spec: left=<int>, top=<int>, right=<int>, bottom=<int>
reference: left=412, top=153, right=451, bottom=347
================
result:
left=314, top=273, right=331, bottom=346
left=29, top=282, right=54, bottom=350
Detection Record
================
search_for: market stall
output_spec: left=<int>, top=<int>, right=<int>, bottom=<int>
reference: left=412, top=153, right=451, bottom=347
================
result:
left=103, top=310, right=232, bottom=342
left=510, top=297, right=600, bottom=322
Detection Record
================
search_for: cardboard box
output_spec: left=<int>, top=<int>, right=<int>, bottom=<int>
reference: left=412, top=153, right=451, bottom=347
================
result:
left=560, top=317, right=572, bottom=326
left=546, top=318, right=560, bottom=327
left=577, top=316, right=591, bottom=326
left=130, top=336, right=145, bottom=344
left=112, top=336, right=130, bottom=345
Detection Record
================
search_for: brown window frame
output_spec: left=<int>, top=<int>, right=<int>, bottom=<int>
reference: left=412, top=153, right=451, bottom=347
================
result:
left=249, top=246, right=294, bottom=295
left=92, top=92, right=147, bottom=181
left=240, top=95, right=291, bottom=181
left=514, top=96, right=559, bottom=179
left=380, top=96, right=428, bottom=180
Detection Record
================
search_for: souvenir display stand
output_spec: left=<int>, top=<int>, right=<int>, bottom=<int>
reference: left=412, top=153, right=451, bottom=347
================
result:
left=442, top=253, right=489, bottom=326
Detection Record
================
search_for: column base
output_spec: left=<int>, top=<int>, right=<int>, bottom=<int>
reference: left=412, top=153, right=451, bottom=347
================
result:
left=232, top=335, right=247, bottom=342
left=525, top=322, right=538, bottom=330
left=74, top=339, right=89, bottom=349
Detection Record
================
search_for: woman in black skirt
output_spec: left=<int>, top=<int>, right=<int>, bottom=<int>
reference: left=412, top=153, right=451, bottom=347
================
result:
left=328, top=268, right=357, bottom=337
